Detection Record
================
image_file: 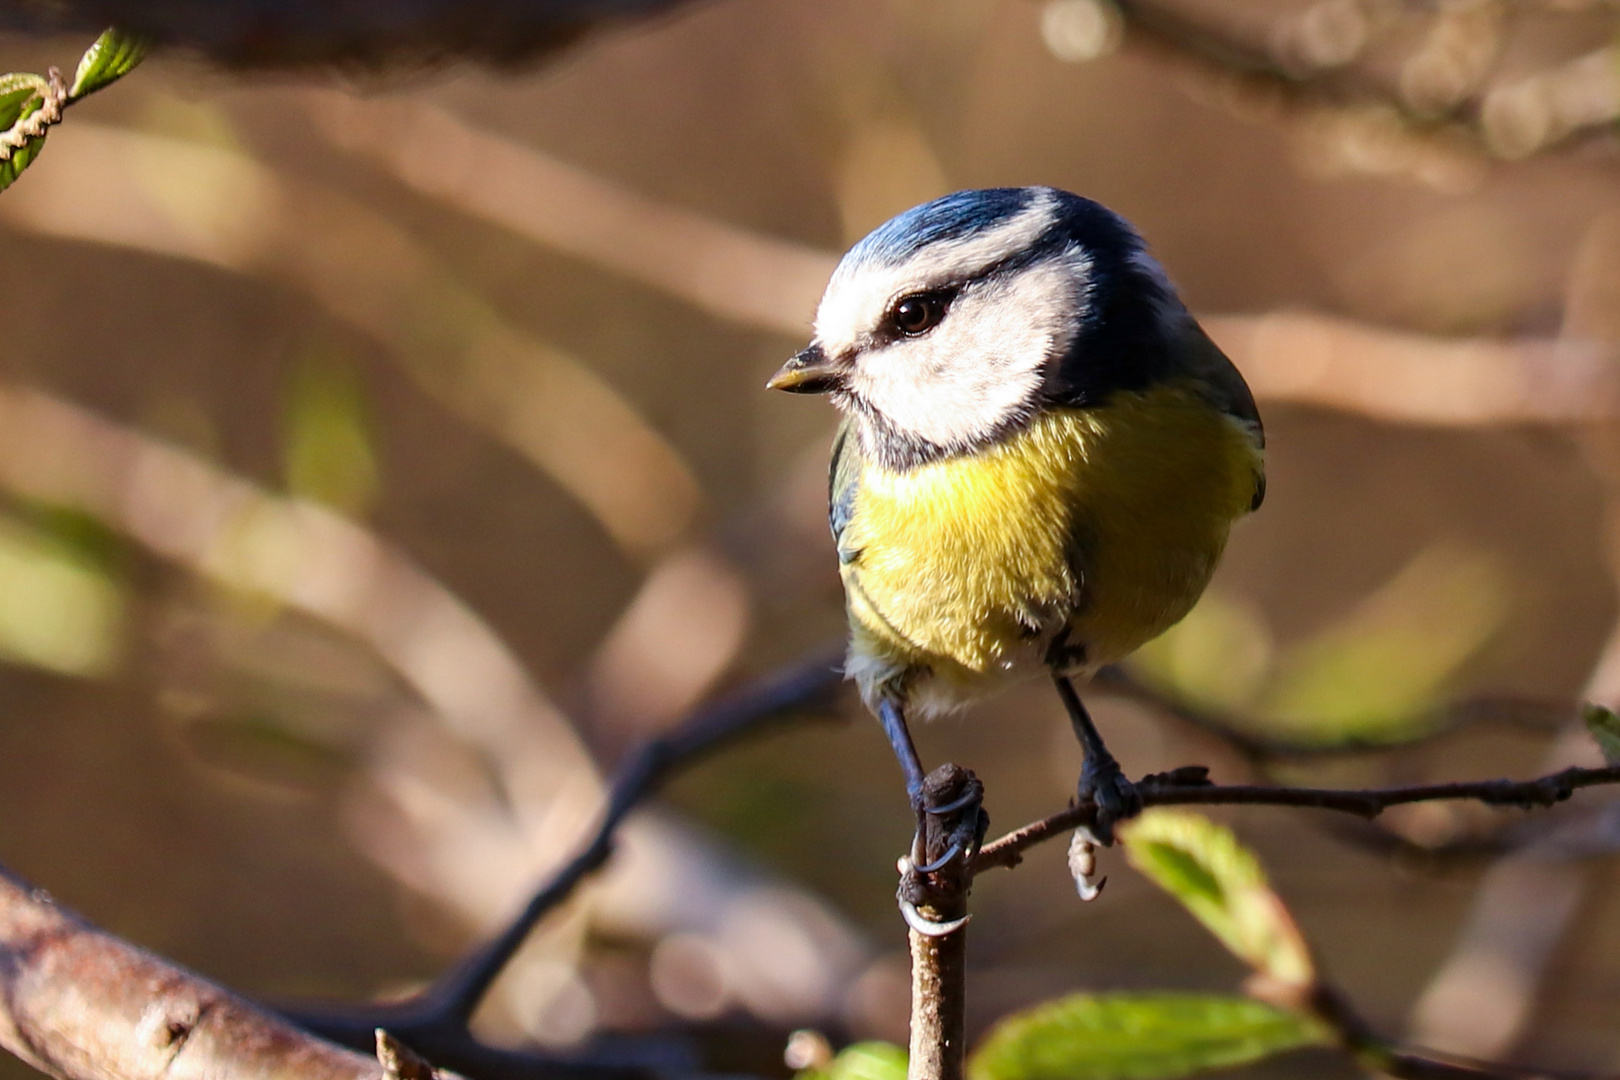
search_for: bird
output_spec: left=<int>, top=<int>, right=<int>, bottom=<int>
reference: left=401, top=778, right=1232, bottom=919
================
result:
left=767, top=186, right=1264, bottom=919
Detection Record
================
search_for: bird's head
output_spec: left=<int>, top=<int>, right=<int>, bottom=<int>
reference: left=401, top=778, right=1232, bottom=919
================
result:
left=769, top=187, right=1189, bottom=470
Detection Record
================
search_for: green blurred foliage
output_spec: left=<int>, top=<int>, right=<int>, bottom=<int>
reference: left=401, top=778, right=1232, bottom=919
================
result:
left=1582, top=703, right=1620, bottom=766
left=177, top=711, right=355, bottom=796
left=0, top=511, right=124, bottom=677
left=1130, top=590, right=1274, bottom=717
left=1130, top=542, right=1509, bottom=748
left=969, top=993, right=1328, bottom=1080
left=797, top=1041, right=908, bottom=1080
left=281, top=346, right=380, bottom=516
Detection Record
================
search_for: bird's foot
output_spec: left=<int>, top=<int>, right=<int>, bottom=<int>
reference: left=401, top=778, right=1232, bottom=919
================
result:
left=896, top=764, right=987, bottom=935
left=1077, top=751, right=1142, bottom=848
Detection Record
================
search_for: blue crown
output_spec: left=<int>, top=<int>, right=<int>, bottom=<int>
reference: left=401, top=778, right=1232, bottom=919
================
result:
left=845, top=188, right=1043, bottom=269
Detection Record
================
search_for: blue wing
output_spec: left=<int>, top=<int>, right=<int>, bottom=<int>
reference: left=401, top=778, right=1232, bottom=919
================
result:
left=829, top=417, right=862, bottom=565
left=1178, top=319, right=1266, bottom=511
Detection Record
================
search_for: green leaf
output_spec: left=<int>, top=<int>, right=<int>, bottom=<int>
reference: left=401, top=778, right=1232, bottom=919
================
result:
left=0, top=124, right=45, bottom=193
left=1582, top=703, right=1620, bottom=766
left=970, top=993, right=1328, bottom=1080
left=797, top=1042, right=907, bottom=1080
left=1121, top=810, right=1313, bottom=989
left=0, top=77, right=47, bottom=193
left=69, top=28, right=149, bottom=100
left=0, top=74, right=46, bottom=130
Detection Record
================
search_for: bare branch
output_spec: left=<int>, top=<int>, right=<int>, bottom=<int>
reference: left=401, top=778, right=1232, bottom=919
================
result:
left=0, top=863, right=384, bottom=1080
left=972, top=764, right=1620, bottom=874
left=900, top=767, right=981, bottom=1080
left=284, top=651, right=843, bottom=1070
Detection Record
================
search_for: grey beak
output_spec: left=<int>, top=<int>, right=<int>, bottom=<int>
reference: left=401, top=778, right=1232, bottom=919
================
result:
left=767, top=344, right=845, bottom=394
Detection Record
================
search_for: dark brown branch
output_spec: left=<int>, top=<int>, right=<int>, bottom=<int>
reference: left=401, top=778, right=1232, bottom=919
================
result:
left=0, top=1, right=699, bottom=68
left=283, top=651, right=844, bottom=1076
left=0, top=862, right=386, bottom=1080
left=972, top=764, right=1620, bottom=874
left=1289, top=978, right=1604, bottom=1080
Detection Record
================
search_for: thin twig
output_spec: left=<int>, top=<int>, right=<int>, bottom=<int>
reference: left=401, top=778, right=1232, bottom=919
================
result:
left=972, top=764, right=1620, bottom=874
left=0, top=67, right=65, bottom=162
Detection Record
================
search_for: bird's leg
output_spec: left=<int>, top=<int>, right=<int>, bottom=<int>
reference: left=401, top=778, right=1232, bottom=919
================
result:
left=879, top=699, right=987, bottom=935
left=877, top=696, right=928, bottom=833
left=1053, top=674, right=1141, bottom=846
left=878, top=697, right=986, bottom=862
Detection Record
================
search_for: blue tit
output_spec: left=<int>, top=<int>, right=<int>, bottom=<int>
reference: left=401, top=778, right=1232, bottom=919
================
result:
left=768, top=186, right=1264, bottom=871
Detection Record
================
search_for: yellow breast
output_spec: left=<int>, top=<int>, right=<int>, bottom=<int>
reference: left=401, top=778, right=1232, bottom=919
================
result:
left=840, top=381, right=1261, bottom=710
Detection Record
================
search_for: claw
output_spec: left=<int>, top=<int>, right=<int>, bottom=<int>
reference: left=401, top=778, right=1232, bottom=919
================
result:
left=924, top=789, right=982, bottom=816
left=1067, top=829, right=1107, bottom=901
left=912, top=839, right=964, bottom=875
left=899, top=896, right=970, bottom=937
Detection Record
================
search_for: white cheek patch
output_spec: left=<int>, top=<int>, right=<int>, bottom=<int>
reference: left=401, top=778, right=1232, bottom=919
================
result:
left=849, top=257, right=1086, bottom=449
left=814, top=192, right=1059, bottom=357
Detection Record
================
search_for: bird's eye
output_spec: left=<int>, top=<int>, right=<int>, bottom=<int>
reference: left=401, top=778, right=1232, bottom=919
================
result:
left=890, top=292, right=950, bottom=336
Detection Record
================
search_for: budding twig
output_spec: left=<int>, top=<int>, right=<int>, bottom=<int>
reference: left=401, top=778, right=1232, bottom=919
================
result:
left=972, top=764, right=1620, bottom=875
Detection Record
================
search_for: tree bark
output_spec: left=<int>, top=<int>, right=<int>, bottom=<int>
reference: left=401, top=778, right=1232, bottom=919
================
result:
left=0, top=862, right=385, bottom=1080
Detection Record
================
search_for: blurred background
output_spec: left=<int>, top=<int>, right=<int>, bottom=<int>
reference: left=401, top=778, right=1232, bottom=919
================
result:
left=0, top=0, right=1619, bottom=1075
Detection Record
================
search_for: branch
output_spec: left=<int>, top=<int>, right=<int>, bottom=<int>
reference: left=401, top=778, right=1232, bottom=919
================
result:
left=0, top=651, right=838, bottom=1080
left=1111, top=0, right=1614, bottom=164
left=1283, top=979, right=1603, bottom=1080
left=0, top=0, right=699, bottom=68
left=0, top=862, right=387, bottom=1080
left=900, top=767, right=982, bottom=1080
left=0, top=67, right=65, bottom=162
left=284, top=651, right=843, bottom=1072
left=972, top=764, right=1620, bottom=874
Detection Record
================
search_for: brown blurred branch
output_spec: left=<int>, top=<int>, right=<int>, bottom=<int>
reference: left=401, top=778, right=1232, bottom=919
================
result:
left=0, top=123, right=701, bottom=558
left=300, top=90, right=836, bottom=336
left=0, top=862, right=387, bottom=1080
left=1112, top=0, right=1620, bottom=165
left=5, top=122, right=1612, bottom=435
left=1205, top=312, right=1620, bottom=426
left=300, top=97, right=1620, bottom=429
